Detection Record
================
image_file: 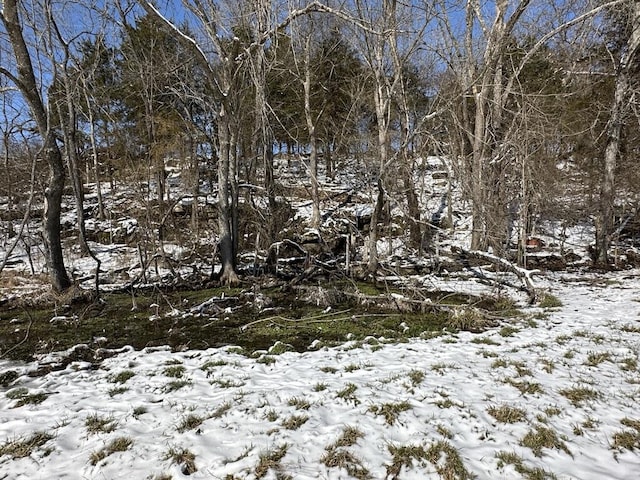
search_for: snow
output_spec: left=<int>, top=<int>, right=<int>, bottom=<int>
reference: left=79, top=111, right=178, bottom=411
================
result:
left=1, top=272, right=639, bottom=479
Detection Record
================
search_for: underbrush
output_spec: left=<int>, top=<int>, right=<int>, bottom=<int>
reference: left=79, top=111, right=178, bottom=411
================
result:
left=0, top=280, right=517, bottom=362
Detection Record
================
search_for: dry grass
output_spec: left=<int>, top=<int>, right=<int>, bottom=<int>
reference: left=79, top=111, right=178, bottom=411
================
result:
left=90, top=436, right=133, bottom=465
left=368, top=401, right=412, bottom=426
left=255, top=443, right=288, bottom=479
left=488, top=404, right=527, bottom=424
left=520, top=425, right=571, bottom=457
left=0, top=431, right=54, bottom=459
left=559, top=386, right=600, bottom=407
left=164, top=446, right=197, bottom=475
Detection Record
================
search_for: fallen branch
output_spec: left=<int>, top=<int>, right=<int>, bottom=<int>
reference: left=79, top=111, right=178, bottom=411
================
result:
left=453, top=247, right=540, bottom=303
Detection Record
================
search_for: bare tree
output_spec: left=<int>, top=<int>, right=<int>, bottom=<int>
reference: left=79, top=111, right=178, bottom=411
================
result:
left=0, top=0, right=72, bottom=292
left=595, top=1, right=640, bottom=266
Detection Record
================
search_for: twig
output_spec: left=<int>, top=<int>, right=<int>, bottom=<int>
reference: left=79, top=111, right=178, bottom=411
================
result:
left=241, top=309, right=351, bottom=331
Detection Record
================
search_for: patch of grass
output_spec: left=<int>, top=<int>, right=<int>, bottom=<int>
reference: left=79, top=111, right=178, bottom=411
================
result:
left=387, top=443, right=429, bottom=478
left=210, top=377, right=244, bottom=388
left=0, top=431, right=54, bottom=459
left=211, top=401, right=232, bottom=419
left=559, top=386, right=600, bottom=407
left=471, top=336, right=500, bottom=345
left=431, top=363, right=455, bottom=375
left=163, top=365, right=186, bottom=378
left=334, top=426, right=364, bottom=448
left=511, top=361, right=532, bottom=377
left=520, top=424, right=571, bottom=457
left=90, top=436, right=133, bottom=465
left=408, top=369, right=425, bottom=386
left=336, top=383, right=359, bottom=405
left=612, top=430, right=640, bottom=451
left=621, top=418, right=640, bottom=432
left=320, top=366, right=338, bottom=374
left=447, top=307, right=491, bottom=332
left=256, top=355, right=276, bottom=365
left=538, top=294, right=562, bottom=308
left=132, top=406, right=147, bottom=418
left=200, top=359, right=229, bottom=371
left=540, top=359, right=555, bottom=374
left=620, top=357, right=638, bottom=372
left=313, top=382, right=327, bottom=392
left=584, top=351, right=612, bottom=367
left=368, top=401, right=412, bottom=426
left=108, top=386, right=128, bottom=397
left=264, top=409, right=279, bottom=422
left=164, top=379, right=191, bottom=392
left=0, top=370, right=19, bottom=387
left=287, top=397, right=310, bottom=410
left=611, top=418, right=640, bottom=451
left=322, top=427, right=369, bottom=479
left=6, top=387, right=48, bottom=407
left=621, top=324, right=640, bottom=333
left=504, top=378, right=543, bottom=395
left=487, top=404, right=527, bottom=424
left=164, top=446, right=197, bottom=475
left=496, top=450, right=558, bottom=479
left=436, top=424, right=453, bottom=439
left=322, top=448, right=370, bottom=479
left=255, top=443, right=288, bottom=479
left=491, top=359, right=508, bottom=368
left=344, top=363, right=361, bottom=372
left=177, top=413, right=204, bottom=433
left=268, top=341, right=294, bottom=355
left=281, top=414, right=308, bottom=430
left=426, top=440, right=473, bottom=479
left=499, top=325, right=520, bottom=337
left=110, top=370, right=135, bottom=383
left=85, top=414, right=117, bottom=434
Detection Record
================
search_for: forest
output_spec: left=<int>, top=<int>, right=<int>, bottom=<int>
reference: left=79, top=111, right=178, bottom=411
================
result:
left=1, top=0, right=640, bottom=300
left=2, top=2, right=640, bottom=479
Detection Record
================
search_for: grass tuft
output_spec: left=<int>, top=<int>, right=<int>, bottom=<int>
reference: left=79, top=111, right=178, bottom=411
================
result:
left=538, top=294, right=562, bottom=308
left=426, top=440, right=474, bottom=479
left=6, top=387, right=48, bottom=407
left=177, top=414, right=204, bottom=433
left=368, top=401, right=412, bottom=426
left=90, top=436, right=133, bottom=465
left=85, top=414, right=117, bottom=434
left=0, top=431, right=54, bottom=459
left=164, top=446, right=197, bottom=475
left=559, top=386, right=600, bottom=407
left=496, top=450, right=558, bottom=479
left=520, top=424, right=571, bottom=457
left=110, top=370, right=135, bottom=384
left=488, top=404, right=527, bottom=424
left=281, top=414, right=308, bottom=430
left=323, top=427, right=369, bottom=479
left=255, top=443, right=288, bottom=479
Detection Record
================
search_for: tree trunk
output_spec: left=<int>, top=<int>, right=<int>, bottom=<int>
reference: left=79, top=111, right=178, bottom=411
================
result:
left=303, top=36, right=321, bottom=229
left=43, top=132, right=72, bottom=292
left=217, top=105, right=239, bottom=286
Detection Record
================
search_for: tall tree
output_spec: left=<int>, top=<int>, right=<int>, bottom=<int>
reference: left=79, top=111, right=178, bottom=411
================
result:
left=0, top=0, right=72, bottom=292
left=594, top=1, right=640, bottom=266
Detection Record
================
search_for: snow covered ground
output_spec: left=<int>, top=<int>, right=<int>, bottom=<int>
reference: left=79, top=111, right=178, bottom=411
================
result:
left=1, top=270, right=639, bottom=479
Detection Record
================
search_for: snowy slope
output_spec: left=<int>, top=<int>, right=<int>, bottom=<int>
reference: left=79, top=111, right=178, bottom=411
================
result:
left=1, top=271, right=639, bottom=479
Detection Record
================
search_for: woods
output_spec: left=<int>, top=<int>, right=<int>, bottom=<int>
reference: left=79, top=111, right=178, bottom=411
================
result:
left=1, top=0, right=640, bottom=293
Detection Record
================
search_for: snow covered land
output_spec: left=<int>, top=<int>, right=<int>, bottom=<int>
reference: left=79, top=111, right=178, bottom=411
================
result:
left=1, top=270, right=639, bottom=479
